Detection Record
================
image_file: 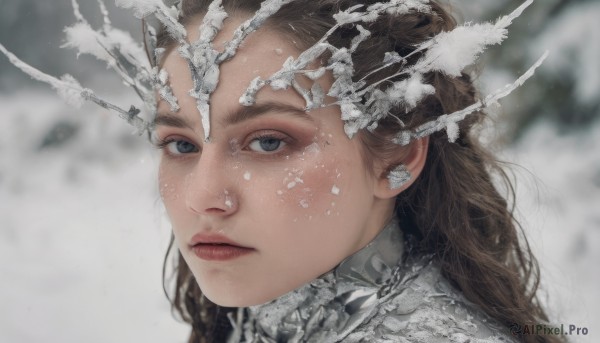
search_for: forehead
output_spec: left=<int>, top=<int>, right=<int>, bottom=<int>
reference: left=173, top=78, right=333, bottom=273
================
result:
left=157, top=14, right=302, bottom=118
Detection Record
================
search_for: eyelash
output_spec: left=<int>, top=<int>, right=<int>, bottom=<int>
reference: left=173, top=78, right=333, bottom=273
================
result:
left=153, top=130, right=294, bottom=158
left=153, top=137, right=199, bottom=157
left=244, top=131, right=292, bottom=154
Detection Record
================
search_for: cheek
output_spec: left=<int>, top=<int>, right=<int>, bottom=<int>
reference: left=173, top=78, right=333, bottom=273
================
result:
left=157, top=160, right=191, bottom=218
left=243, top=145, right=357, bottom=221
left=158, top=159, right=181, bottom=196
left=158, top=163, right=175, bottom=202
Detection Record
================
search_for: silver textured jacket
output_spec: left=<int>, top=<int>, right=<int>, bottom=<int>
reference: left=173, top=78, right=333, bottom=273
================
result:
left=227, top=219, right=519, bottom=343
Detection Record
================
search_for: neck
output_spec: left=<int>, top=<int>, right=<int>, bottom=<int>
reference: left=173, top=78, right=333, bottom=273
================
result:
left=334, top=217, right=404, bottom=287
left=228, top=218, right=405, bottom=342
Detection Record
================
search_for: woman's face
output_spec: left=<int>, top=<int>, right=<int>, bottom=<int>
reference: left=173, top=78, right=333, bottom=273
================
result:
left=156, top=16, right=395, bottom=307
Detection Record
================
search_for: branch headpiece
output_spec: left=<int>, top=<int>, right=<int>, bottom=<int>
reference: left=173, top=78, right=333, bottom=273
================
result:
left=0, top=0, right=547, bottom=145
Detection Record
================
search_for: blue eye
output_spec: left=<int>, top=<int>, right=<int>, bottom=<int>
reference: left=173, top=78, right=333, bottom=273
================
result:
left=159, top=139, right=199, bottom=155
left=248, top=137, right=286, bottom=153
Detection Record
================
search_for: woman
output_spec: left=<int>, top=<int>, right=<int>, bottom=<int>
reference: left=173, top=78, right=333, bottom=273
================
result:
left=0, top=0, right=561, bottom=342
left=147, top=1, right=561, bottom=342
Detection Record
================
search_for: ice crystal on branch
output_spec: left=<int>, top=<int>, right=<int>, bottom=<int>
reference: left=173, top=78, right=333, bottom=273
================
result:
left=165, top=0, right=296, bottom=141
left=117, top=0, right=186, bottom=41
left=396, top=51, right=549, bottom=145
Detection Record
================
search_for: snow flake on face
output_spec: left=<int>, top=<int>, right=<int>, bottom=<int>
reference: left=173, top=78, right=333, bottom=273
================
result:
left=243, top=171, right=252, bottom=181
left=284, top=169, right=304, bottom=189
left=224, top=189, right=234, bottom=208
left=331, top=185, right=340, bottom=195
left=299, top=199, right=309, bottom=209
left=303, top=142, right=321, bottom=155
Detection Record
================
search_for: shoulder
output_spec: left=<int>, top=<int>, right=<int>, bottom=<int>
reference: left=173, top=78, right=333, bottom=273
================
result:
left=345, top=260, right=520, bottom=343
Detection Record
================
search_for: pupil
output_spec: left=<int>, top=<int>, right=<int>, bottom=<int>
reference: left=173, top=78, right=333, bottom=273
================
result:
left=260, top=138, right=281, bottom=151
left=176, top=141, right=195, bottom=153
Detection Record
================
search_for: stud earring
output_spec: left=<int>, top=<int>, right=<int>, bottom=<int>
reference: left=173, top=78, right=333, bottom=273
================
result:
left=387, top=164, right=412, bottom=190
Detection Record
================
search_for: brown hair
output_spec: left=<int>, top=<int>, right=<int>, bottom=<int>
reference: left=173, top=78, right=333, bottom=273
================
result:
left=156, top=1, right=563, bottom=342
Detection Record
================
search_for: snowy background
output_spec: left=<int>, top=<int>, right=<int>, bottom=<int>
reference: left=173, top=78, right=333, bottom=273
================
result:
left=1, top=0, right=598, bottom=342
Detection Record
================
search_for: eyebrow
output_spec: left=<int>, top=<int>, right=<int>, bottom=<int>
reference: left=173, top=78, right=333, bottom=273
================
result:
left=224, top=102, right=313, bottom=125
left=153, top=101, right=313, bottom=129
left=152, top=114, right=194, bottom=129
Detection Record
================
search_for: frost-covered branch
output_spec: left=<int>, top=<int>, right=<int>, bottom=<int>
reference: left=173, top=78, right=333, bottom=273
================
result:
left=217, top=0, right=295, bottom=63
left=393, top=51, right=550, bottom=145
left=236, top=0, right=537, bottom=139
left=0, top=42, right=85, bottom=107
left=63, top=0, right=155, bottom=104
left=0, top=42, right=149, bottom=134
left=116, top=0, right=186, bottom=42
left=97, top=0, right=112, bottom=31
left=2, top=0, right=543, bottom=146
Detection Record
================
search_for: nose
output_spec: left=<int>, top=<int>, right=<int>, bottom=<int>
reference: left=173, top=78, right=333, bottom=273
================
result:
left=184, top=147, right=238, bottom=217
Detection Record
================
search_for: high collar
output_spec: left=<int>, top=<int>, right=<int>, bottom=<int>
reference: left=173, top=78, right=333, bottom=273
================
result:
left=334, top=217, right=404, bottom=288
left=228, top=218, right=405, bottom=343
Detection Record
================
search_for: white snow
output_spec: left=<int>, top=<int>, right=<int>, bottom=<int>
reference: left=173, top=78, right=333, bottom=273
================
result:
left=0, top=90, right=189, bottom=343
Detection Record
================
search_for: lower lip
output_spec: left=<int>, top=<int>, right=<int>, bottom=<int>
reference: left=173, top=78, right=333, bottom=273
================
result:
left=191, top=244, right=255, bottom=261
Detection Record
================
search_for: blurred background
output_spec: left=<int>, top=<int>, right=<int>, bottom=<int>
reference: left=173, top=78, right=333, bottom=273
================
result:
left=1, top=0, right=598, bottom=342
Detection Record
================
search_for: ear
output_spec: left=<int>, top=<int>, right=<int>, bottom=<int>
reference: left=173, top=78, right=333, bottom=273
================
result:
left=373, top=137, right=429, bottom=199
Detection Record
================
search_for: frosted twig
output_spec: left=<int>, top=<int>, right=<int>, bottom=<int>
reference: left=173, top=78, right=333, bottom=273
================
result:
left=0, top=43, right=80, bottom=99
left=70, top=0, right=87, bottom=23
left=116, top=0, right=187, bottom=42
left=495, top=0, right=534, bottom=29
left=0, top=42, right=149, bottom=134
left=84, top=91, right=147, bottom=133
left=177, top=0, right=229, bottom=141
left=97, top=0, right=112, bottom=31
left=154, top=68, right=180, bottom=112
left=394, top=51, right=549, bottom=145
left=196, top=0, right=228, bottom=45
left=217, top=0, right=295, bottom=63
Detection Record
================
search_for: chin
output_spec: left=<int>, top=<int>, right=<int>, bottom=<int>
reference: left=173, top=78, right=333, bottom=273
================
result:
left=201, top=288, right=277, bottom=307
left=199, top=283, right=280, bottom=308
